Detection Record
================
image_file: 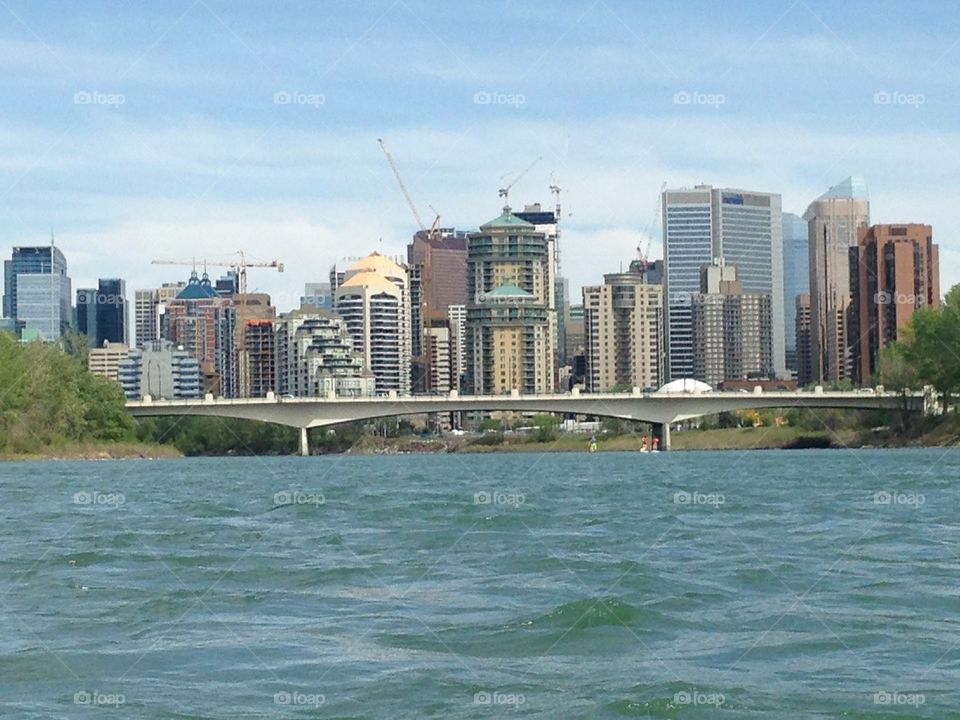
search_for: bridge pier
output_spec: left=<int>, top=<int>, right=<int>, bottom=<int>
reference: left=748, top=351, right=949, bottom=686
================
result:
left=652, top=422, right=671, bottom=451
left=299, top=427, right=309, bottom=457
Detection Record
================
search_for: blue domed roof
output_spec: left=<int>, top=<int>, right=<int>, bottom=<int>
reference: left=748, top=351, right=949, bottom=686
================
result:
left=176, top=271, right=219, bottom=299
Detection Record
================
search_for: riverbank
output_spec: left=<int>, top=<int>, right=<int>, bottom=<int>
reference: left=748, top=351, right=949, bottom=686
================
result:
left=0, top=441, right=182, bottom=461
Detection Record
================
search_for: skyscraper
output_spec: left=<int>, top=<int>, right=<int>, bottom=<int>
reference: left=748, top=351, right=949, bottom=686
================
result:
left=582, top=267, right=663, bottom=392
left=134, top=281, right=186, bottom=347
left=803, top=176, right=870, bottom=383
left=782, top=212, right=809, bottom=372
left=662, top=185, right=784, bottom=380
left=795, top=294, right=813, bottom=387
left=849, top=223, right=939, bottom=384
left=465, top=207, right=554, bottom=394
left=3, top=244, right=71, bottom=341
left=334, top=253, right=412, bottom=395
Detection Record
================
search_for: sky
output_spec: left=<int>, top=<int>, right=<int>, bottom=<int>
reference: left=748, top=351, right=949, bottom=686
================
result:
left=1, top=0, right=959, bottom=310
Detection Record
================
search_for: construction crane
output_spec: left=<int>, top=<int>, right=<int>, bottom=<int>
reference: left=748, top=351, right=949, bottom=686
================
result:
left=377, top=138, right=441, bottom=238
left=549, top=183, right=562, bottom=271
left=151, top=252, right=284, bottom=296
left=498, top=156, right=542, bottom=206
left=636, top=181, right=667, bottom=282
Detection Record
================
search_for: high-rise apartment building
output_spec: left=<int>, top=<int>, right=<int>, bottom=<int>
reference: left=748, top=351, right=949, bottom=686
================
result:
left=582, top=267, right=663, bottom=392
left=804, top=176, right=870, bottom=383
left=514, top=203, right=560, bottom=387
left=216, top=293, right=275, bottom=398
left=164, top=272, right=231, bottom=394
left=849, top=223, right=939, bottom=384
left=3, top=244, right=71, bottom=341
left=662, top=185, right=784, bottom=381
left=275, top=307, right=375, bottom=397
left=88, top=342, right=131, bottom=382
left=245, top=319, right=276, bottom=398
left=782, top=212, right=809, bottom=372
left=447, top=304, right=467, bottom=391
left=118, top=341, right=202, bottom=400
left=691, top=260, right=773, bottom=387
left=134, top=281, right=186, bottom=347
left=334, top=253, right=412, bottom=395
left=466, top=208, right=554, bottom=394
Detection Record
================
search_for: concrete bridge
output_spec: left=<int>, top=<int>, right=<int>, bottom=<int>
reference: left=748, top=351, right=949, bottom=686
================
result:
left=125, top=388, right=926, bottom=455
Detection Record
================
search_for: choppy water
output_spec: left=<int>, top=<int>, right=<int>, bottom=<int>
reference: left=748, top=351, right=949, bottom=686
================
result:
left=2, top=449, right=959, bottom=718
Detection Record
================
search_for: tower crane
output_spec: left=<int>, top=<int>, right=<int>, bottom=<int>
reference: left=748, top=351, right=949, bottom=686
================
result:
left=151, top=252, right=284, bottom=296
left=377, top=138, right=441, bottom=239
left=636, top=181, right=667, bottom=282
left=498, top=156, right=542, bottom=206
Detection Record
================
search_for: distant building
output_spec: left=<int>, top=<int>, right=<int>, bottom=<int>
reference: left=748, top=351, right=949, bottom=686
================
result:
left=555, top=276, right=570, bottom=367
left=334, top=253, right=412, bottom=395
left=691, top=260, right=773, bottom=388
left=245, top=319, right=276, bottom=398
left=88, top=342, right=131, bottom=382
left=466, top=207, right=555, bottom=394
left=118, top=341, right=202, bottom=400
left=300, top=282, right=333, bottom=311
left=3, top=244, right=71, bottom=341
left=795, top=294, right=813, bottom=386
left=76, top=279, right=127, bottom=347
left=804, top=176, right=870, bottom=383
left=849, top=223, right=940, bottom=384
left=275, top=307, right=375, bottom=397
left=216, top=293, right=276, bottom=398
left=0, top=317, right=24, bottom=339
left=782, top=212, right=809, bottom=372
left=447, top=304, right=467, bottom=391
left=663, top=185, right=784, bottom=381
left=164, top=271, right=231, bottom=394
left=134, top=282, right=186, bottom=348
left=582, top=267, right=663, bottom=392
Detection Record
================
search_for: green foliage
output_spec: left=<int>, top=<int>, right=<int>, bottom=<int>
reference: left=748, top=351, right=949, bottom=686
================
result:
left=531, top=413, right=560, bottom=442
left=878, top=342, right=919, bottom=392
left=135, top=416, right=297, bottom=455
left=0, top=332, right=134, bottom=453
left=896, top=285, right=960, bottom=410
left=479, top=418, right=504, bottom=432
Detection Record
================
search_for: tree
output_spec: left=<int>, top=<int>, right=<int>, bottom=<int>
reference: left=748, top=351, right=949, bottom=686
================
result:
left=898, top=285, right=960, bottom=412
left=531, top=413, right=560, bottom=442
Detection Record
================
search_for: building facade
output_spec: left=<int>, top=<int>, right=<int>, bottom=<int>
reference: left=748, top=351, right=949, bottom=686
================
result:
left=77, top=279, right=127, bottom=347
left=849, top=223, right=940, bottom=384
left=88, top=342, right=131, bottom=382
left=465, top=208, right=554, bottom=394
left=782, top=212, right=809, bottom=373
left=795, top=294, right=813, bottom=387
left=662, top=186, right=783, bottom=381
left=134, top=281, right=186, bottom=348
left=691, top=261, right=773, bottom=387
left=3, top=244, right=71, bottom=341
left=333, top=253, right=412, bottom=395
left=804, top=176, right=870, bottom=384
left=582, top=269, right=663, bottom=392
left=118, top=341, right=202, bottom=400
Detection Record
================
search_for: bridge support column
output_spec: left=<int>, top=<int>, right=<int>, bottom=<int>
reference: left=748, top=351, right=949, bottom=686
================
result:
left=299, top=427, right=309, bottom=457
left=652, top=422, right=671, bottom=451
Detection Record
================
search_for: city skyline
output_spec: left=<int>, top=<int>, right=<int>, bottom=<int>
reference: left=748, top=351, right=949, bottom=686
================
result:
left=0, top=0, right=957, bottom=305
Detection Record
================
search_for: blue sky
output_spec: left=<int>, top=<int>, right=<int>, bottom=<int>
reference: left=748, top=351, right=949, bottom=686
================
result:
left=2, top=0, right=959, bottom=307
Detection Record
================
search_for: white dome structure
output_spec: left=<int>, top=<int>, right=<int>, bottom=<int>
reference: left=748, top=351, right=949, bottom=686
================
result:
left=657, top=378, right=713, bottom=394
